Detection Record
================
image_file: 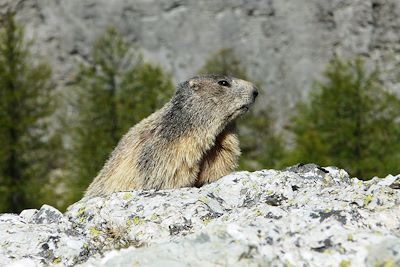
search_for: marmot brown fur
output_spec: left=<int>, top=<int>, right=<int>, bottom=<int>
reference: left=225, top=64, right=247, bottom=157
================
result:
left=85, top=74, right=258, bottom=197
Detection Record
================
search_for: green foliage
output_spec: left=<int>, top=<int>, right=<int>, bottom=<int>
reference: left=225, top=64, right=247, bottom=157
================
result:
left=0, top=13, right=54, bottom=212
left=199, top=48, right=286, bottom=170
left=239, top=108, right=286, bottom=170
left=68, top=27, right=173, bottom=202
left=287, top=56, right=400, bottom=179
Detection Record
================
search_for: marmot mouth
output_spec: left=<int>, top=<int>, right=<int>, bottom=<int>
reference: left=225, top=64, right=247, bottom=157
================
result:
left=238, top=105, right=250, bottom=112
left=228, top=105, right=251, bottom=120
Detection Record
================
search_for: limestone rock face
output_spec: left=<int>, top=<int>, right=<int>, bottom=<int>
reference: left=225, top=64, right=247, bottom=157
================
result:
left=1, top=164, right=399, bottom=267
left=1, top=0, right=400, bottom=117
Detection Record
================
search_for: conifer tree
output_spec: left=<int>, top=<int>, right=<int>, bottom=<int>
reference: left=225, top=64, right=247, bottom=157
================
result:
left=69, top=28, right=173, bottom=200
left=199, top=48, right=285, bottom=170
left=288, top=57, right=400, bottom=178
left=0, top=13, right=54, bottom=212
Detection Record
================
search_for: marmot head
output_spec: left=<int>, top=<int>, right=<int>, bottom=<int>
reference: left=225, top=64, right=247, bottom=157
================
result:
left=181, top=74, right=258, bottom=122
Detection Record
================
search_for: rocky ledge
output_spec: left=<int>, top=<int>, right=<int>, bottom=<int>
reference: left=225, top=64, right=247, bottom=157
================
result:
left=1, top=164, right=399, bottom=267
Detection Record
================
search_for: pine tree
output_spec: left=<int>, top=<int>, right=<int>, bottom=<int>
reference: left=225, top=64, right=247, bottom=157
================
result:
left=238, top=108, right=286, bottom=170
left=0, top=13, right=54, bottom=212
left=199, top=48, right=285, bottom=170
left=288, top=57, right=400, bottom=179
left=69, top=28, right=173, bottom=201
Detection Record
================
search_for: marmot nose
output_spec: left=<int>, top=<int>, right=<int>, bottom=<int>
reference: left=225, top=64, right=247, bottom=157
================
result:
left=253, top=89, right=259, bottom=99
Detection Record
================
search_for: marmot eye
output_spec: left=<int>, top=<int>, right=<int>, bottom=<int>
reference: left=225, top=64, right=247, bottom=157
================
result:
left=218, top=80, right=230, bottom=87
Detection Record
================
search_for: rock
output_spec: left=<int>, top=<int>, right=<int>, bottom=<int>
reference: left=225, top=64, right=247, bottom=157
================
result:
left=19, top=209, right=38, bottom=222
left=378, top=174, right=400, bottom=189
left=30, top=205, right=64, bottom=224
left=5, top=258, right=37, bottom=267
left=2, top=0, right=400, bottom=120
left=1, top=165, right=399, bottom=266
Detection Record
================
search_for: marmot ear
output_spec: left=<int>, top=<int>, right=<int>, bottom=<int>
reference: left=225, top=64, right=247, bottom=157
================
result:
left=188, top=80, right=200, bottom=91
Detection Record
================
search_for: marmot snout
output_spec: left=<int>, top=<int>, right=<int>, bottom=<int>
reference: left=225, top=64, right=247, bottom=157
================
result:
left=85, top=74, right=258, bottom=197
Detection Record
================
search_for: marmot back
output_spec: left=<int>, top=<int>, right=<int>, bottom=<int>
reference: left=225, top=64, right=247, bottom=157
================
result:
left=85, top=74, right=258, bottom=197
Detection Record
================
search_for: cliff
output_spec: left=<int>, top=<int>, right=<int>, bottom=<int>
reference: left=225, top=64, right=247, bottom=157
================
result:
left=2, top=0, right=400, bottom=117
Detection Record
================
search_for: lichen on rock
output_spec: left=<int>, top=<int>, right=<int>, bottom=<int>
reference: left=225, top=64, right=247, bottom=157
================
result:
left=1, top=164, right=399, bottom=267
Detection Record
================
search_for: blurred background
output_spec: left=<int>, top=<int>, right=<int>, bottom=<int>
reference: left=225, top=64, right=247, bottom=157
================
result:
left=1, top=0, right=400, bottom=213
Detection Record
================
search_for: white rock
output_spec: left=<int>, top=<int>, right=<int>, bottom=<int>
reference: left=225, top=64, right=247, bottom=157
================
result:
left=378, top=174, right=399, bottom=186
left=1, top=164, right=399, bottom=266
left=19, top=209, right=38, bottom=222
left=5, top=258, right=37, bottom=267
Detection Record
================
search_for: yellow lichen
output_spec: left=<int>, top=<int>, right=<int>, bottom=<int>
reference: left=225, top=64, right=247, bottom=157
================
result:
left=133, top=216, right=140, bottom=225
left=150, top=213, right=158, bottom=221
left=126, top=218, right=133, bottom=226
left=347, top=234, right=353, bottom=241
left=77, top=207, right=85, bottom=216
left=266, top=190, right=274, bottom=196
left=339, top=260, right=351, bottom=267
left=198, top=196, right=209, bottom=204
left=382, top=260, right=395, bottom=267
left=364, top=195, right=374, bottom=206
left=323, top=174, right=332, bottom=185
left=126, top=216, right=141, bottom=226
left=255, top=210, right=263, bottom=217
left=89, top=227, right=100, bottom=237
left=123, top=193, right=133, bottom=200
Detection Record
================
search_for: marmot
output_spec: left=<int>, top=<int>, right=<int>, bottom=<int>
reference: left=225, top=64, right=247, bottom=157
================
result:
left=85, top=74, right=258, bottom=197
